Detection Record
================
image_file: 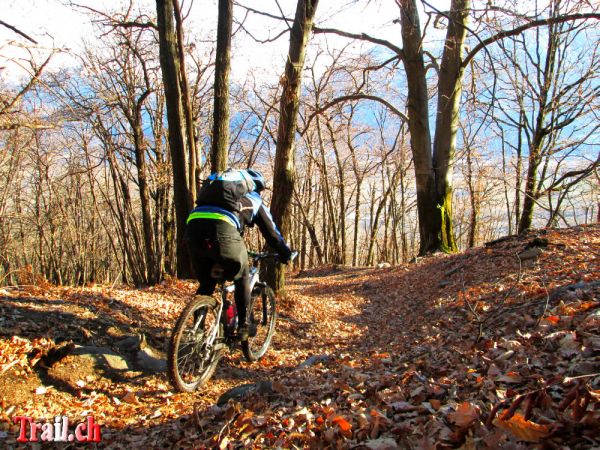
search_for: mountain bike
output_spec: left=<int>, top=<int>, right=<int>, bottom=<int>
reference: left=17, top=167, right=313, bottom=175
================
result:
left=167, top=251, right=297, bottom=393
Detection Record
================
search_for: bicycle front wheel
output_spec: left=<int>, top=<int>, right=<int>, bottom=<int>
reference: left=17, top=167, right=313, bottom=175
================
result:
left=168, top=296, right=221, bottom=392
left=242, top=286, right=276, bottom=362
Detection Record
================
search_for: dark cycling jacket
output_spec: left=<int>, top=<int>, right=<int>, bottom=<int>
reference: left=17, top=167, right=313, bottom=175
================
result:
left=187, top=191, right=285, bottom=249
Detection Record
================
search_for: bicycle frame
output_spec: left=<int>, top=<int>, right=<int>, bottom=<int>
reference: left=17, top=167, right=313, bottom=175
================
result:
left=219, top=255, right=274, bottom=338
left=222, top=263, right=263, bottom=295
left=202, top=251, right=294, bottom=352
left=168, top=250, right=296, bottom=392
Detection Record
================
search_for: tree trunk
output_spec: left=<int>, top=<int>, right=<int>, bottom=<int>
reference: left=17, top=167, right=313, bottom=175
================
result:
left=465, top=142, right=477, bottom=248
left=514, top=111, right=523, bottom=232
left=399, top=0, right=470, bottom=254
left=398, top=0, right=439, bottom=255
left=211, top=0, right=233, bottom=172
left=294, top=189, right=324, bottom=264
left=353, top=179, right=361, bottom=266
left=518, top=152, right=539, bottom=233
left=265, top=0, right=319, bottom=295
left=133, top=92, right=158, bottom=284
left=156, top=0, right=192, bottom=278
left=316, top=117, right=339, bottom=261
left=326, top=120, right=346, bottom=264
left=173, top=0, right=199, bottom=199
left=431, top=0, right=469, bottom=253
left=518, top=19, right=559, bottom=233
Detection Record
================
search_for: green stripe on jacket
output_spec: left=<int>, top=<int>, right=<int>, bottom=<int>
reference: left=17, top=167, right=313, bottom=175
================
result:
left=186, top=211, right=238, bottom=228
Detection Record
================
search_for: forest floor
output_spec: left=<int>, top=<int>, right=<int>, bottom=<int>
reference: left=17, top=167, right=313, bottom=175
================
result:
left=0, top=225, right=599, bottom=449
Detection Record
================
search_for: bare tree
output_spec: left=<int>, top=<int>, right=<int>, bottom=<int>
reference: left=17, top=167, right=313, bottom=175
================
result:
left=265, top=0, right=319, bottom=295
left=487, top=1, right=600, bottom=232
left=211, top=0, right=233, bottom=172
left=157, top=0, right=193, bottom=277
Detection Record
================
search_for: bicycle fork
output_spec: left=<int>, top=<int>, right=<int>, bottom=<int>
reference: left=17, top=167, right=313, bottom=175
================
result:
left=201, top=301, right=224, bottom=360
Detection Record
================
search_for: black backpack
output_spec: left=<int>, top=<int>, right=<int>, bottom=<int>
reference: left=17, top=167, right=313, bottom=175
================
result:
left=195, top=169, right=256, bottom=212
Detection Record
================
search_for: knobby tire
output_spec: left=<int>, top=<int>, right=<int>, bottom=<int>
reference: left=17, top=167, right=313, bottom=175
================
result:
left=168, top=296, right=221, bottom=393
left=242, top=287, right=276, bottom=362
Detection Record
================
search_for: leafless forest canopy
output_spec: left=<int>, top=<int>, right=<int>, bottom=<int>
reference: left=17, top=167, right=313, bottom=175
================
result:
left=0, top=0, right=598, bottom=287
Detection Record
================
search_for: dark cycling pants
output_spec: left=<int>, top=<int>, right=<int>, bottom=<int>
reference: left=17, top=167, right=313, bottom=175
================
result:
left=185, top=219, right=250, bottom=326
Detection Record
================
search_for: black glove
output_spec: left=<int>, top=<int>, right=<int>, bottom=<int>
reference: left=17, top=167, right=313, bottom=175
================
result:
left=277, top=241, right=293, bottom=264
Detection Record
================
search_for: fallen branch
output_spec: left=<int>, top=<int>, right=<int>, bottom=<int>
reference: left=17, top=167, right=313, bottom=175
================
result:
left=534, top=266, right=551, bottom=328
left=484, top=235, right=518, bottom=247
left=548, top=280, right=600, bottom=302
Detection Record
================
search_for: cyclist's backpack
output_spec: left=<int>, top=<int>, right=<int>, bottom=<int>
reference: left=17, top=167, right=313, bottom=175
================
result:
left=195, top=168, right=256, bottom=212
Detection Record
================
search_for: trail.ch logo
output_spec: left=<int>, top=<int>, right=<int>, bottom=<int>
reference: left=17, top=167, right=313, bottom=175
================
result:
left=12, top=415, right=101, bottom=443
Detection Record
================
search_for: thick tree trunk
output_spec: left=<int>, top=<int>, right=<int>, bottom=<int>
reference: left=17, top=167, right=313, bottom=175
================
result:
left=399, top=0, right=469, bottom=254
left=518, top=152, right=539, bottom=233
left=431, top=0, right=469, bottom=253
left=265, top=0, right=319, bottom=295
left=156, top=0, right=192, bottom=278
left=211, top=0, right=233, bottom=172
left=399, top=0, right=439, bottom=255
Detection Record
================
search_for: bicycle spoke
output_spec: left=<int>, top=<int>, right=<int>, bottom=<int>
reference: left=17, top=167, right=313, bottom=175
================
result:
left=168, top=296, right=224, bottom=392
left=177, top=348, right=195, bottom=366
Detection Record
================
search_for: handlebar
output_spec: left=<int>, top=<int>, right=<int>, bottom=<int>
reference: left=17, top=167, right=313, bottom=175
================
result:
left=248, top=250, right=298, bottom=263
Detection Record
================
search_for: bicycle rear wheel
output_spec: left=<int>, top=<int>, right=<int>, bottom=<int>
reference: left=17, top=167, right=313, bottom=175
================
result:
left=242, top=286, right=276, bottom=362
left=168, top=296, right=221, bottom=392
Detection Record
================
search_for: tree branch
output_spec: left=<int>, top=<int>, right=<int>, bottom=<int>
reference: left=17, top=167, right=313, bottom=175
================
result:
left=301, top=94, right=408, bottom=136
left=111, top=20, right=158, bottom=30
left=71, top=3, right=157, bottom=30
left=0, top=53, right=54, bottom=116
left=462, top=13, right=600, bottom=68
left=234, top=2, right=294, bottom=27
left=0, top=20, right=38, bottom=44
left=0, top=122, right=56, bottom=131
left=542, top=159, right=599, bottom=196
left=313, top=27, right=403, bottom=57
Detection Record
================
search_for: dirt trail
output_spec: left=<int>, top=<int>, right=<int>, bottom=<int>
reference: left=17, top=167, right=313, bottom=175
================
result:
left=1, top=225, right=599, bottom=448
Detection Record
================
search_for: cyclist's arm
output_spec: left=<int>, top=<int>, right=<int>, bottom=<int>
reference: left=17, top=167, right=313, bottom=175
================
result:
left=255, top=203, right=286, bottom=249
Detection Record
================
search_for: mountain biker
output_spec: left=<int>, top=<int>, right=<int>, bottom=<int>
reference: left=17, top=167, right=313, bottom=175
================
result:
left=185, top=168, right=293, bottom=341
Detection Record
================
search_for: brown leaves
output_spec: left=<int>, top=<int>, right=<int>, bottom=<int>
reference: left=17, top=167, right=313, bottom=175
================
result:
left=332, top=415, right=352, bottom=434
left=121, top=391, right=139, bottom=404
left=0, top=336, right=55, bottom=376
left=0, top=226, right=598, bottom=448
left=448, top=402, right=480, bottom=428
left=493, top=413, right=553, bottom=442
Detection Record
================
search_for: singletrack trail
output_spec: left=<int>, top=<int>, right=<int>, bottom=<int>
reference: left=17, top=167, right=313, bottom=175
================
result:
left=1, top=225, right=598, bottom=448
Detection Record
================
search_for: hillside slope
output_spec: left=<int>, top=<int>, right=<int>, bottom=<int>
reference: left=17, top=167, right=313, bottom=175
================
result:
left=1, top=225, right=598, bottom=448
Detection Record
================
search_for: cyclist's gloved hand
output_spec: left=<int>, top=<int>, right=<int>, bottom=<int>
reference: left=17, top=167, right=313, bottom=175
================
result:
left=277, top=241, right=293, bottom=264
